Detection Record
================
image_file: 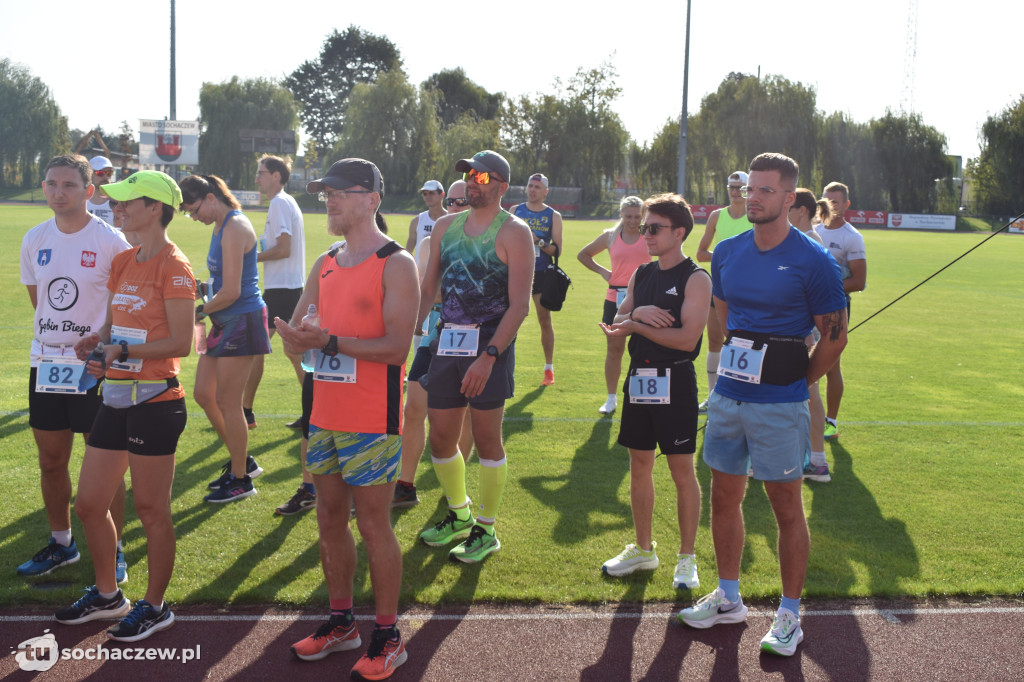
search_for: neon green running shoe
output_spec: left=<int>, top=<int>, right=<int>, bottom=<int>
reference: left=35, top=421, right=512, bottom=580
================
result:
left=824, top=422, right=839, bottom=439
left=419, top=510, right=474, bottom=547
left=449, top=525, right=500, bottom=563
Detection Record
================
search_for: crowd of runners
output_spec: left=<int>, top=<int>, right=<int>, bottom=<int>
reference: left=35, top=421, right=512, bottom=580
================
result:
left=18, top=148, right=866, bottom=678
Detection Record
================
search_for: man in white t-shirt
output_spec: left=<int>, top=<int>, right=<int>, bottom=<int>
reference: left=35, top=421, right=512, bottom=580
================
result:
left=406, top=179, right=446, bottom=257
left=815, top=181, right=867, bottom=440
left=85, top=156, right=116, bottom=226
left=243, top=154, right=307, bottom=429
left=18, top=154, right=132, bottom=579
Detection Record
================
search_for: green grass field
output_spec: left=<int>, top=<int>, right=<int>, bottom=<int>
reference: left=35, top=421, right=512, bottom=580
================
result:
left=1, top=203, right=1022, bottom=609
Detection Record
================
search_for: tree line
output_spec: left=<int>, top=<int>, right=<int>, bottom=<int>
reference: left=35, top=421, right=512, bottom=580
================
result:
left=3, top=36, right=1022, bottom=216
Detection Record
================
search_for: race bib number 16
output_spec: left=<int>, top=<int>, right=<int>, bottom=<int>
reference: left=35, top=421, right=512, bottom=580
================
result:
left=717, top=337, right=766, bottom=384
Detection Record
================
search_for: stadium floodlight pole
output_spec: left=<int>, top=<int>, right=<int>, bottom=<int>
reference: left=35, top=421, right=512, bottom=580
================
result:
left=675, top=0, right=692, bottom=197
left=170, top=0, right=176, bottom=120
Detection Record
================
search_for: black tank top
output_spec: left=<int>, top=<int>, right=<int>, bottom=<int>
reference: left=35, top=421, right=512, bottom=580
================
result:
left=628, top=257, right=706, bottom=366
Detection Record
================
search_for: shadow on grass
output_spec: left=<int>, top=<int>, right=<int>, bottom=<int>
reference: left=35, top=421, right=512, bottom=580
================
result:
left=0, top=410, right=30, bottom=440
left=500, top=384, right=545, bottom=444
left=807, top=439, right=919, bottom=596
left=520, top=418, right=631, bottom=544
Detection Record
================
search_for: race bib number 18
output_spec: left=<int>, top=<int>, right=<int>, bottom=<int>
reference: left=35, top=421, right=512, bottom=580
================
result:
left=629, top=368, right=670, bottom=404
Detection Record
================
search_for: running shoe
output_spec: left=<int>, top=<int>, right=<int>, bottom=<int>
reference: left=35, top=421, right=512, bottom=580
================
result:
left=391, top=481, right=419, bottom=509
left=207, top=456, right=263, bottom=489
left=204, top=475, right=257, bottom=503
left=291, top=614, right=361, bottom=661
left=760, top=608, right=804, bottom=656
left=672, top=553, right=699, bottom=589
left=351, top=627, right=407, bottom=681
left=598, top=396, right=617, bottom=414
left=17, top=537, right=80, bottom=576
left=244, top=407, right=257, bottom=430
left=677, top=588, right=749, bottom=629
left=541, top=369, right=555, bottom=386
left=419, top=510, right=474, bottom=547
left=55, top=586, right=131, bottom=625
left=697, top=399, right=709, bottom=415
left=107, top=599, right=174, bottom=642
left=802, top=463, right=832, bottom=483
left=275, top=487, right=317, bottom=516
left=602, top=542, right=659, bottom=577
left=115, top=547, right=128, bottom=584
left=824, top=422, right=839, bottom=440
left=285, top=417, right=303, bottom=430
left=449, top=525, right=500, bottom=563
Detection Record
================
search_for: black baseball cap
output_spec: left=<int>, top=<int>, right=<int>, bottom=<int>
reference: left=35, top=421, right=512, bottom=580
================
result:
left=454, top=150, right=510, bottom=183
left=307, top=158, right=385, bottom=196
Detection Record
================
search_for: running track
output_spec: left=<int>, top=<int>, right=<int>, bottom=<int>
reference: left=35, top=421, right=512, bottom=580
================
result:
left=4, top=599, right=1022, bottom=680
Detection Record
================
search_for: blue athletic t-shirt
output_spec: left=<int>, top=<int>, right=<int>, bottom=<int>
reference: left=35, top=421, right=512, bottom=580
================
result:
left=711, top=227, right=846, bottom=403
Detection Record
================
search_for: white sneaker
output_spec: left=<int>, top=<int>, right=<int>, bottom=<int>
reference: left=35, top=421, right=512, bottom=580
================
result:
left=598, top=396, right=617, bottom=414
left=760, top=608, right=803, bottom=656
left=677, top=588, right=748, bottom=629
left=672, top=553, right=699, bottom=589
left=697, top=399, right=709, bottom=414
left=601, top=542, right=658, bottom=576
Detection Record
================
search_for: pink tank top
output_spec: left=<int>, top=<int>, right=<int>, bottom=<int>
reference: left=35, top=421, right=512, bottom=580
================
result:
left=606, top=228, right=651, bottom=302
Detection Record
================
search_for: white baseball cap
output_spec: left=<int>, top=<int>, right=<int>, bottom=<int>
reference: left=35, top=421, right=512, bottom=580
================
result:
left=89, top=156, right=113, bottom=171
left=728, top=171, right=748, bottom=185
left=419, top=180, right=444, bottom=192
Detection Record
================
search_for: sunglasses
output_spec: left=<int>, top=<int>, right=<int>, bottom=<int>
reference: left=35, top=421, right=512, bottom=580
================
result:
left=108, top=199, right=120, bottom=208
left=638, top=223, right=676, bottom=236
left=318, top=189, right=372, bottom=202
left=93, top=169, right=114, bottom=177
left=464, top=169, right=502, bottom=185
left=446, top=197, right=468, bottom=207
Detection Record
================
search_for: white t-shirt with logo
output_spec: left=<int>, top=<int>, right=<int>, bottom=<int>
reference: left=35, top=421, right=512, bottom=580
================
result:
left=414, top=209, right=441, bottom=259
left=261, top=190, right=306, bottom=290
left=20, top=216, right=132, bottom=366
left=86, top=197, right=115, bottom=226
left=815, top=221, right=866, bottom=277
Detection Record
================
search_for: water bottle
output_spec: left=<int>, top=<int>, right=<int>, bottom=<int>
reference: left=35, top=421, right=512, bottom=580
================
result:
left=300, top=303, right=319, bottom=372
left=194, top=321, right=207, bottom=355
left=79, top=342, right=104, bottom=392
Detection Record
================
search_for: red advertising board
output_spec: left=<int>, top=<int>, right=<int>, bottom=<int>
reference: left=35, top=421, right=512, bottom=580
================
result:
left=844, top=209, right=887, bottom=226
left=690, top=204, right=721, bottom=222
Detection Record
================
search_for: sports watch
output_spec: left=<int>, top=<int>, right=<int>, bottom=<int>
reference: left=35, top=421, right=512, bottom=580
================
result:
left=322, top=335, right=339, bottom=357
left=118, top=341, right=130, bottom=364
left=485, top=345, right=500, bottom=358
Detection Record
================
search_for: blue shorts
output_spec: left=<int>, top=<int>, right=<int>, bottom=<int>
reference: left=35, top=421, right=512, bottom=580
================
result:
left=306, top=427, right=401, bottom=486
left=207, top=307, right=272, bottom=358
left=702, top=392, right=809, bottom=482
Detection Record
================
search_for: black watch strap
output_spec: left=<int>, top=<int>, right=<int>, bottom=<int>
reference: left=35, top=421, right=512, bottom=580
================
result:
left=322, top=335, right=339, bottom=357
left=485, top=344, right=499, bottom=358
left=118, top=341, right=129, bottom=363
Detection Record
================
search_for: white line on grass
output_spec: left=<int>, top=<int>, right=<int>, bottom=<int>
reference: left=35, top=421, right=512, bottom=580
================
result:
left=2, top=410, right=1023, bottom=429
left=2, top=605, right=1024, bottom=623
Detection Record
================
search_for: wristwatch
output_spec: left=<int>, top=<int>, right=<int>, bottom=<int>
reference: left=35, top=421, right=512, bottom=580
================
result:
left=322, top=335, right=339, bottom=357
left=485, top=344, right=500, bottom=358
left=537, top=239, right=547, bottom=249
left=118, top=341, right=130, bottom=363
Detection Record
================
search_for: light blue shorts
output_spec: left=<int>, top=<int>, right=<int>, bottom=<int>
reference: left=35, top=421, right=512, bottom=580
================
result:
left=702, top=392, right=809, bottom=482
left=306, top=427, right=401, bottom=486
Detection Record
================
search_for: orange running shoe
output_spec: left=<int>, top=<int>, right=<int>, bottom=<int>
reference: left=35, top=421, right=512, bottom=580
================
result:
left=291, top=614, right=361, bottom=661
left=541, top=368, right=555, bottom=386
left=351, top=627, right=407, bottom=680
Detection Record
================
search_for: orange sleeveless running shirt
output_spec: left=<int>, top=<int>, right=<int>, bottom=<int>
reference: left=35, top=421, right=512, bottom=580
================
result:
left=310, top=241, right=404, bottom=434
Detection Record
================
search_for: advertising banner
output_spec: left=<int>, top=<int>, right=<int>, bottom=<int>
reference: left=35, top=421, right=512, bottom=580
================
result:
left=844, top=210, right=888, bottom=227
left=1009, top=219, right=1024, bottom=234
left=139, top=120, right=199, bottom=166
left=690, top=204, right=722, bottom=222
left=886, top=213, right=956, bottom=230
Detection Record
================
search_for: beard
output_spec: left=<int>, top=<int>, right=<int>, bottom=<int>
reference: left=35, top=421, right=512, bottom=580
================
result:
left=747, top=204, right=784, bottom=224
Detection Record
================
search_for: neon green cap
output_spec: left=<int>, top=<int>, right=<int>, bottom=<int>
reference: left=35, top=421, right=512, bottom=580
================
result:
left=102, top=170, right=183, bottom=208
